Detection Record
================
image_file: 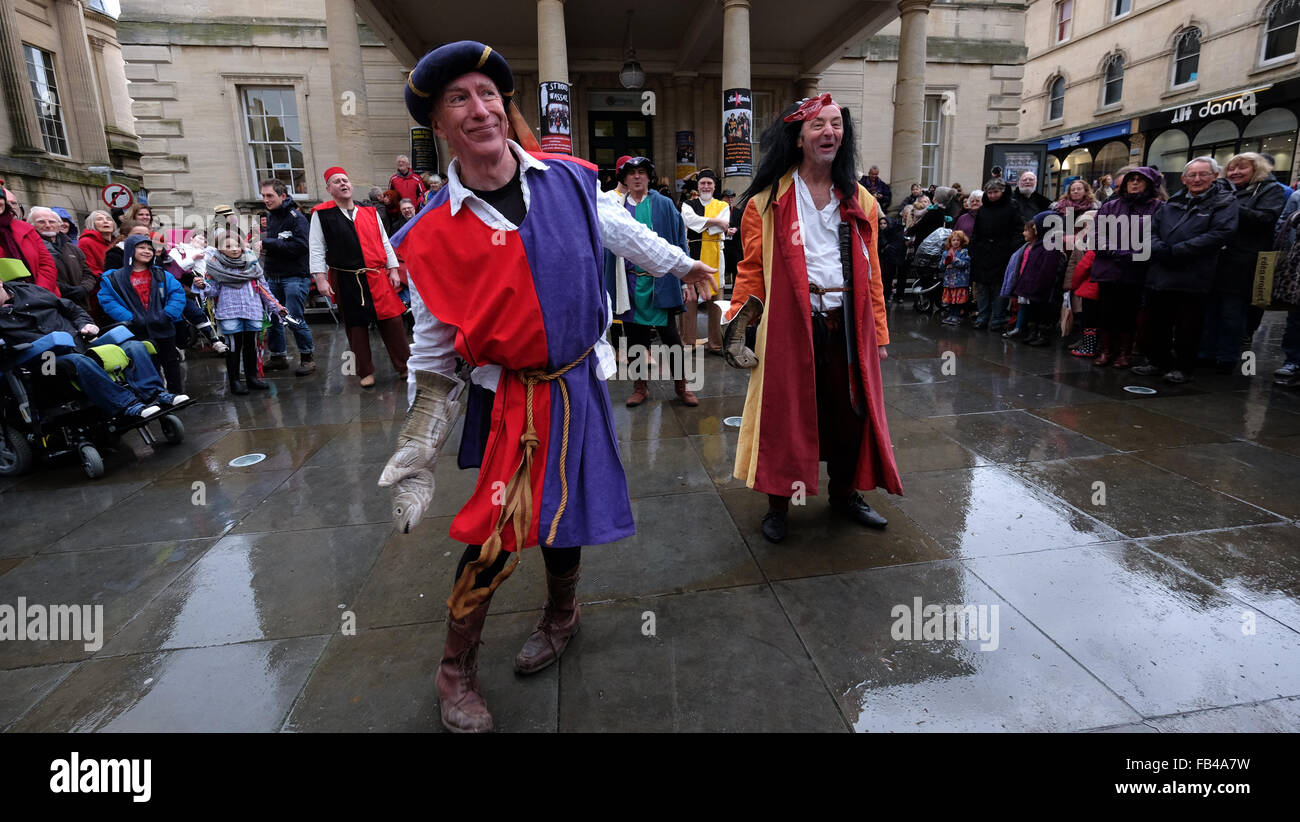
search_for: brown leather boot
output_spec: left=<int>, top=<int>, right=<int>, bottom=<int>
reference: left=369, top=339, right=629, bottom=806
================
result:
left=1112, top=333, right=1133, bottom=369
left=514, top=564, right=581, bottom=674
left=435, top=597, right=494, bottom=733
left=626, top=379, right=649, bottom=407
left=675, top=379, right=699, bottom=406
left=1093, top=331, right=1114, bottom=367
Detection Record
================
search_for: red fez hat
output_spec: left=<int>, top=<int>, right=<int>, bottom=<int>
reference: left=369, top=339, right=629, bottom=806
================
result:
left=323, top=166, right=348, bottom=184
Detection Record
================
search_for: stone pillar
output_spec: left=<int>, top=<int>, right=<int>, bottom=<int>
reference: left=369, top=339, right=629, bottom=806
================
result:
left=0, top=0, right=43, bottom=154
left=52, top=0, right=110, bottom=163
left=795, top=76, right=819, bottom=101
left=673, top=72, right=696, bottom=177
left=537, top=0, right=569, bottom=85
left=324, top=0, right=373, bottom=188
left=889, top=0, right=930, bottom=213
left=721, top=0, right=751, bottom=192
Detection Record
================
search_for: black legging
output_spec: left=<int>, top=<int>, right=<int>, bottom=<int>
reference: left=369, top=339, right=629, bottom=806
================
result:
left=225, top=330, right=261, bottom=382
left=455, top=543, right=581, bottom=589
left=1096, top=281, right=1143, bottom=335
left=623, top=314, right=686, bottom=379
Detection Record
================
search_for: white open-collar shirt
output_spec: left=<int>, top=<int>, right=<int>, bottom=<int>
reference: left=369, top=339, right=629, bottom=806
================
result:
left=406, top=140, right=696, bottom=400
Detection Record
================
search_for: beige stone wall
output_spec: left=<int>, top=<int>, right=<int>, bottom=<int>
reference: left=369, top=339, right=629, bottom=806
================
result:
left=1, top=1, right=139, bottom=223
left=1022, top=0, right=1300, bottom=139
left=823, top=0, right=1027, bottom=194
left=118, top=0, right=412, bottom=216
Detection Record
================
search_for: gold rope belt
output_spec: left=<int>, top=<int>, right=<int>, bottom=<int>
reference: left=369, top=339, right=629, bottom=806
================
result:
left=447, top=343, right=595, bottom=619
left=331, top=266, right=384, bottom=308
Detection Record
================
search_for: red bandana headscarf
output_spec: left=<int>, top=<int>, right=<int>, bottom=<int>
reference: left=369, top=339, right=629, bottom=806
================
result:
left=784, top=93, right=836, bottom=122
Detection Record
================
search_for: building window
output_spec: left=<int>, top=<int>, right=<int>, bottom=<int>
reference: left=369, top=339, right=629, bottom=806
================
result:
left=921, top=95, right=944, bottom=187
left=240, top=87, right=306, bottom=195
left=1263, top=0, right=1300, bottom=63
left=1111, top=0, right=1131, bottom=20
left=22, top=45, right=69, bottom=156
left=1103, top=55, right=1124, bottom=106
left=1054, top=0, right=1073, bottom=44
left=1048, top=76, right=1065, bottom=121
left=1173, top=28, right=1201, bottom=87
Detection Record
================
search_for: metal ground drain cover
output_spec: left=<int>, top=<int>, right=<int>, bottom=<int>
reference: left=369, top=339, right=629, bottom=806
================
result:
left=723, top=416, right=743, bottom=428
left=229, top=453, right=267, bottom=467
left=1122, top=385, right=1158, bottom=395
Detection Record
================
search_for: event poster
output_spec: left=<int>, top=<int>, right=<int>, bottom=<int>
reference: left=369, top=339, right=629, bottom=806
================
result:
left=1002, top=151, right=1039, bottom=188
left=409, top=126, right=437, bottom=173
left=722, top=88, right=753, bottom=177
left=675, top=131, right=696, bottom=190
left=538, top=82, right=572, bottom=154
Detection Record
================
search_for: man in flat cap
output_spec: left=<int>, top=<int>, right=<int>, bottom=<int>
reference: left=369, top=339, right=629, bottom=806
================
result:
left=679, top=169, right=732, bottom=353
left=309, top=166, right=410, bottom=387
left=383, top=40, right=714, bottom=733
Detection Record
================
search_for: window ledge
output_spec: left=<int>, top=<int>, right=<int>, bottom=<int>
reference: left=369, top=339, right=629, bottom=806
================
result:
left=1095, top=103, right=1124, bottom=116
left=1162, top=83, right=1200, bottom=100
left=1044, top=117, right=1065, bottom=129
left=1250, top=55, right=1299, bottom=77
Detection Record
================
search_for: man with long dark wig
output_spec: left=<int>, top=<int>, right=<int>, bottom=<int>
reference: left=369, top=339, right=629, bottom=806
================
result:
left=721, top=93, right=903, bottom=543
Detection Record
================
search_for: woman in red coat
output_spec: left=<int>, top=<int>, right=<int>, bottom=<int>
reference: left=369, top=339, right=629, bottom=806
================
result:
left=0, top=189, right=58, bottom=294
left=77, top=210, right=115, bottom=276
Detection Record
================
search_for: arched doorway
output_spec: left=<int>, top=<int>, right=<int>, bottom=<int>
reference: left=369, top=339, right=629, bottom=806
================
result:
left=1094, top=141, right=1129, bottom=182
left=1147, top=129, right=1190, bottom=192
left=1191, top=119, right=1240, bottom=169
left=1242, top=107, right=1299, bottom=182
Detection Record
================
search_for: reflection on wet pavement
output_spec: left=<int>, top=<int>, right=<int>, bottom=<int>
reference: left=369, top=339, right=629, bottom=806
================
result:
left=3, top=311, right=1298, bottom=732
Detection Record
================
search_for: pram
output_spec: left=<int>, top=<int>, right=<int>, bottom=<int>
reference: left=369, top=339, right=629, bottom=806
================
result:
left=0, top=325, right=191, bottom=479
left=909, top=226, right=950, bottom=315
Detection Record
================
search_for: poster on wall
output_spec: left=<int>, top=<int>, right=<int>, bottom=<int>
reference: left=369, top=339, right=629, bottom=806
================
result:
left=675, top=131, right=696, bottom=191
left=1001, top=151, right=1040, bottom=188
left=722, top=88, right=753, bottom=177
left=410, top=126, right=438, bottom=173
left=538, top=82, right=573, bottom=154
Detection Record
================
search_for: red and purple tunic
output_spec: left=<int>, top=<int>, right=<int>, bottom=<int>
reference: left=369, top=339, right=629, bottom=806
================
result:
left=395, top=153, right=633, bottom=552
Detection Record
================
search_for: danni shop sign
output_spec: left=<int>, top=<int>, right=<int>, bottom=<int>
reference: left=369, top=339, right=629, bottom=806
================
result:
left=1167, top=87, right=1265, bottom=125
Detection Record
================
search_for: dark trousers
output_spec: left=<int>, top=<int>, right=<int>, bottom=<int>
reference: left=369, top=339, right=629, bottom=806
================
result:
left=152, top=334, right=183, bottom=393
left=456, top=543, right=581, bottom=589
left=623, top=314, right=686, bottom=380
left=1200, top=292, right=1248, bottom=365
left=1142, top=289, right=1207, bottom=374
left=769, top=308, right=861, bottom=511
left=347, top=317, right=410, bottom=379
left=1079, top=297, right=1098, bottom=329
left=1096, top=281, right=1143, bottom=335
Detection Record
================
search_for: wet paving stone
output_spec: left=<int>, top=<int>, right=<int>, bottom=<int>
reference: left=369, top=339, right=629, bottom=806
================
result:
left=0, top=478, right=152, bottom=558
left=687, top=431, right=750, bottom=489
left=1145, top=696, right=1300, bottom=732
left=1135, top=441, right=1300, bottom=519
left=1030, top=403, right=1232, bottom=451
left=967, top=543, right=1300, bottom=717
left=11, top=636, right=328, bottom=732
left=162, top=424, right=345, bottom=479
left=1139, top=393, right=1300, bottom=441
left=885, top=381, right=1018, bottom=418
left=232, top=463, right=394, bottom=533
left=926, top=409, right=1116, bottom=465
left=0, top=539, right=215, bottom=668
left=100, top=524, right=388, bottom=655
left=619, top=437, right=715, bottom=498
left=609, top=399, right=688, bottom=442
left=1139, top=523, right=1300, bottom=633
left=0, top=663, right=77, bottom=731
left=884, top=417, right=991, bottom=473
left=1012, top=454, right=1283, bottom=538
left=559, top=586, right=846, bottom=732
left=774, top=562, right=1142, bottom=731
left=668, top=394, right=746, bottom=437
left=891, top=466, right=1121, bottom=557
left=966, top=372, right=1115, bottom=408
left=720, top=486, right=949, bottom=579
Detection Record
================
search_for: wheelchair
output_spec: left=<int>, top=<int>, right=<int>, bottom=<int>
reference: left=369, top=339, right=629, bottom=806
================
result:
left=0, top=325, right=192, bottom=480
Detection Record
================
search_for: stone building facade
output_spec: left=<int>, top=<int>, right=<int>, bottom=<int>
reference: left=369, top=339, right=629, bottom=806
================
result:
left=821, top=0, right=1026, bottom=198
left=0, top=0, right=142, bottom=223
left=1021, top=0, right=1300, bottom=197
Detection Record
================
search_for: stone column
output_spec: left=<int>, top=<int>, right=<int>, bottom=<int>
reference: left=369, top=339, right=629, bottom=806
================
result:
left=889, top=0, right=930, bottom=214
left=324, top=0, right=373, bottom=188
left=721, top=0, right=751, bottom=192
left=0, top=0, right=43, bottom=154
left=537, top=0, right=569, bottom=85
left=795, top=75, right=819, bottom=101
left=52, top=0, right=110, bottom=163
left=674, top=72, right=696, bottom=173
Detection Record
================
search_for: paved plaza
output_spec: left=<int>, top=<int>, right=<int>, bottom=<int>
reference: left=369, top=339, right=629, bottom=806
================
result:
left=2, top=306, right=1299, bottom=732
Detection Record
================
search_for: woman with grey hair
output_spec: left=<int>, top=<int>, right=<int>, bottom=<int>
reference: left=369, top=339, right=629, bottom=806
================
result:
left=1199, top=152, right=1285, bottom=372
left=77, top=209, right=115, bottom=277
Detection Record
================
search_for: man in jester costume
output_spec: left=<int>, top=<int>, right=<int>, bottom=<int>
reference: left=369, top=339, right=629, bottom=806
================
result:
left=723, top=93, right=903, bottom=544
left=381, top=41, right=715, bottom=733
left=679, top=168, right=732, bottom=353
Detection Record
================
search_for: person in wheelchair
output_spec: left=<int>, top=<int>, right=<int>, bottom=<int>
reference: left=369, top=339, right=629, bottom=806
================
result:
left=0, top=278, right=186, bottom=418
left=97, top=234, right=187, bottom=393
